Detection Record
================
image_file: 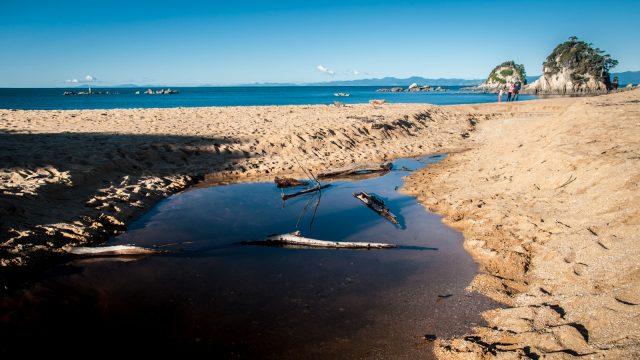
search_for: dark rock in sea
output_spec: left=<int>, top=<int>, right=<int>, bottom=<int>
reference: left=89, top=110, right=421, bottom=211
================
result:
left=144, top=88, right=179, bottom=95
left=376, top=83, right=446, bottom=93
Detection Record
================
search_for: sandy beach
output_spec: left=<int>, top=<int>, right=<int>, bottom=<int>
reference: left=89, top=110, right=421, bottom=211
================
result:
left=0, top=103, right=479, bottom=270
left=405, top=89, right=640, bottom=358
left=1, top=90, right=639, bottom=358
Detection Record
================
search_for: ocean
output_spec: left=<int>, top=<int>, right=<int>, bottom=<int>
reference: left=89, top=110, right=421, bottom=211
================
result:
left=0, top=86, right=535, bottom=110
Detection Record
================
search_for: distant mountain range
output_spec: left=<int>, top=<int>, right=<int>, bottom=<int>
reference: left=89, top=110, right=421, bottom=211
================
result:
left=612, top=71, right=640, bottom=85
left=266, top=71, right=637, bottom=87
left=244, top=77, right=484, bottom=87
left=68, top=71, right=638, bottom=88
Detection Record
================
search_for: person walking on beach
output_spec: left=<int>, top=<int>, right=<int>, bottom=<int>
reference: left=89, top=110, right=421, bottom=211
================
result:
left=612, top=76, right=619, bottom=91
left=513, top=79, right=522, bottom=101
left=506, top=82, right=514, bottom=102
left=498, top=88, right=504, bottom=102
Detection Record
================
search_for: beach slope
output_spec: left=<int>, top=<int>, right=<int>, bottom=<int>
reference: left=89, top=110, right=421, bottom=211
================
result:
left=404, top=89, right=640, bottom=358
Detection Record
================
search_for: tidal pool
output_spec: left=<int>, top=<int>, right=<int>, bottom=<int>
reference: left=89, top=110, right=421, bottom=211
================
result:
left=0, top=155, right=498, bottom=358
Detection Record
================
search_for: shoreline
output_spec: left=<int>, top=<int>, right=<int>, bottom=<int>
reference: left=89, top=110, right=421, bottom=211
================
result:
left=1, top=92, right=639, bottom=358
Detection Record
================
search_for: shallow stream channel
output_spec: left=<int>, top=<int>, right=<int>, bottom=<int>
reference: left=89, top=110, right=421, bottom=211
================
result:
left=0, top=155, right=499, bottom=358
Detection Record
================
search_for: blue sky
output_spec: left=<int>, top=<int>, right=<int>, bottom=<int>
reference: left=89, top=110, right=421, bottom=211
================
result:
left=1, top=0, right=638, bottom=87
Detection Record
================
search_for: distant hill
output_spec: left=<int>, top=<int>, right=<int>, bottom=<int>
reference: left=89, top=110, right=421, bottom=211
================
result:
left=63, top=72, right=636, bottom=88
left=526, top=75, right=541, bottom=83
left=241, top=77, right=483, bottom=87
left=73, top=84, right=169, bottom=88
left=612, top=71, right=640, bottom=85
left=307, top=77, right=483, bottom=86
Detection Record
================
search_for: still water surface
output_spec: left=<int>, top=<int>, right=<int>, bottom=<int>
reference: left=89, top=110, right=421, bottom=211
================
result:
left=0, top=155, right=498, bottom=358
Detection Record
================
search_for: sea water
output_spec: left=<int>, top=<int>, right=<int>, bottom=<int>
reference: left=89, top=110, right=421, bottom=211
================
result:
left=0, top=86, right=535, bottom=110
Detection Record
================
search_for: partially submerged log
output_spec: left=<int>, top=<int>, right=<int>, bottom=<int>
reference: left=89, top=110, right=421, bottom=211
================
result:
left=282, top=184, right=330, bottom=201
left=67, top=245, right=162, bottom=257
left=317, top=162, right=393, bottom=179
left=274, top=177, right=309, bottom=188
left=353, top=191, right=399, bottom=225
left=245, top=231, right=397, bottom=249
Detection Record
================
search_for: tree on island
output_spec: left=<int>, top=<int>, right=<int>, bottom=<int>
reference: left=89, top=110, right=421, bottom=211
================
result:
left=486, top=60, right=527, bottom=85
left=474, top=60, right=526, bottom=91
left=543, top=36, right=618, bottom=89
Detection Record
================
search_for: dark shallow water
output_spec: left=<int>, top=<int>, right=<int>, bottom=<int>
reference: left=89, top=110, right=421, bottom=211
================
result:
left=0, top=86, right=536, bottom=110
left=0, top=156, right=499, bottom=357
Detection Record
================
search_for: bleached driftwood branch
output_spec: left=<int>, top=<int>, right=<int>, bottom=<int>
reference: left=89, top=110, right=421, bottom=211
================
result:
left=67, top=245, right=162, bottom=256
left=318, top=162, right=393, bottom=179
left=353, top=191, right=399, bottom=225
left=246, top=231, right=397, bottom=249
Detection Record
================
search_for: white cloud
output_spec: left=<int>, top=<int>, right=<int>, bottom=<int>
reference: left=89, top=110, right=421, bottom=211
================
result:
left=65, top=78, right=79, bottom=83
left=317, top=65, right=335, bottom=75
left=85, top=75, right=95, bottom=82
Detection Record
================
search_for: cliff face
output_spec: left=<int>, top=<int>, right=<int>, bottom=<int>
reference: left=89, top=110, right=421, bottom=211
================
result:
left=525, top=37, right=618, bottom=94
left=476, top=61, right=526, bottom=91
left=525, top=68, right=608, bottom=94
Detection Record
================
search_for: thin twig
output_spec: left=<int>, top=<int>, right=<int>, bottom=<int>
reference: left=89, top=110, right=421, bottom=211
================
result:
left=294, top=156, right=319, bottom=186
left=309, top=189, right=322, bottom=230
left=556, top=175, right=577, bottom=189
left=295, top=191, right=318, bottom=230
left=282, top=184, right=331, bottom=201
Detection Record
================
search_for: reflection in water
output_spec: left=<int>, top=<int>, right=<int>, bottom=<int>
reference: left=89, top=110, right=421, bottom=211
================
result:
left=0, top=155, right=499, bottom=358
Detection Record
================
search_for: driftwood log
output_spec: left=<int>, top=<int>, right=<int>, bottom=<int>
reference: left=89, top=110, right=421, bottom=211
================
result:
left=353, top=191, right=399, bottom=225
left=282, top=184, right=330, bottom=201
left=246, top=231, right=397, bottom=249
left=274, top=177, right=309, bottom=188
left=317, top=162, right=393, bottom=179
left=67, top=245, right=162, bottom=257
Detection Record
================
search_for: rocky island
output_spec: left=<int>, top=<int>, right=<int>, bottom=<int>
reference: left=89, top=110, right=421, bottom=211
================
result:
left=469, top=60, right=527, bottom=92
left=137, top=88, right=179, bottom=95
left=377, top=82, right=446, bottom=92
left=524, top=36, right=618, bottom=94
left=63, top=90, right=116, bottom=96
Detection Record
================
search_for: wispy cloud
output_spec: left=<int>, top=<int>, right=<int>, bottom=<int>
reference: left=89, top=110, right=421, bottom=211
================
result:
left=65, top=75, right=97, bottom=84
left=317, top=65, right=335, bottom=75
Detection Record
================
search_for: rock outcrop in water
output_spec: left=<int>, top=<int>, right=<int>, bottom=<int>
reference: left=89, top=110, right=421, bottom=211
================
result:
left=474, top=60, right=527, bottom=92
left=141, top=88, right=179, bottom=95
left=525, top=36, right=618, bottom=94
left=377, top=83, right=446, bottom=92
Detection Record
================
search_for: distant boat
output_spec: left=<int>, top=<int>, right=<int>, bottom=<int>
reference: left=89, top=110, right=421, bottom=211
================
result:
left=334, top=92, right=350, bottom=97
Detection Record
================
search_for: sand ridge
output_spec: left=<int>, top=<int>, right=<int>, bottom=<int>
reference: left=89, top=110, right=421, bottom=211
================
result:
left=403, top=89, right=640, bottom=358
left=0, top=103, right=489, bottom=271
